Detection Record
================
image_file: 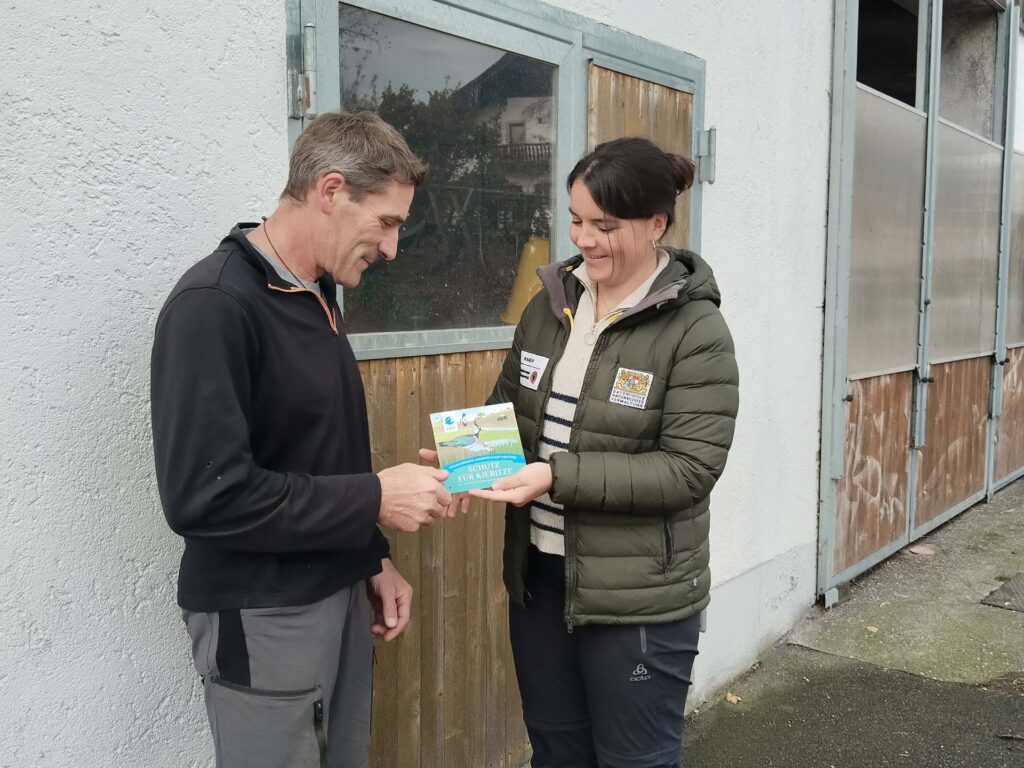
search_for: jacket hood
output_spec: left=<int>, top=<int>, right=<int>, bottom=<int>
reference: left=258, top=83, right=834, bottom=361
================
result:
left=537, top=247, right=723, bottom=324
left=669, top=248, right=721, bottom=305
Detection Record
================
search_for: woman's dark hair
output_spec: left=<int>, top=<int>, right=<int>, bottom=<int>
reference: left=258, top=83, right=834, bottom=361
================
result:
left=567, top=137, right=695, bottom=231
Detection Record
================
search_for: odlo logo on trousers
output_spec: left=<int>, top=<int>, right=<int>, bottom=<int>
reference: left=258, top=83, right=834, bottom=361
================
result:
left=629, top=663, right=652, bottom=682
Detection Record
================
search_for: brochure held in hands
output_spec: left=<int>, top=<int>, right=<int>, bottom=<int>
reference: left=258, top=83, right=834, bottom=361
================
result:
left=429, top=402, right=526, bottom=493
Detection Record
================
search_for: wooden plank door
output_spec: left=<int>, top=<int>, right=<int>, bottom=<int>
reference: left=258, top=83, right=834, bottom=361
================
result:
left=363, top=351, right=529, bottom=768
left=587, top=64, right=694, bottom=249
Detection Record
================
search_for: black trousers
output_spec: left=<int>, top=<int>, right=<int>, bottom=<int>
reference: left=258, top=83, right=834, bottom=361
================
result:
left=510, top=547, right=700, bottom=768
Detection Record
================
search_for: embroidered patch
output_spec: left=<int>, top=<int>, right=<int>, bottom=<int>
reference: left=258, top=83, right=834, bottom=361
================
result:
left=520, top=351, right=550, bottom=391
left=609, top=368, right=654, bottom=409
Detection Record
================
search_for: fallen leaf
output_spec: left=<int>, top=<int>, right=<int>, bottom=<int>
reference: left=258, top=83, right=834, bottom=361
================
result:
left=866, top=626, right=879, bottom=633
left=908, top=544, right=935, bottom=556
left=725, top=692, right=742, bottom=704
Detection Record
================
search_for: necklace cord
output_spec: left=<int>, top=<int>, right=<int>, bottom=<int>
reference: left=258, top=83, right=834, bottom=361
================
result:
left=261, top=216, right=311, bottom=287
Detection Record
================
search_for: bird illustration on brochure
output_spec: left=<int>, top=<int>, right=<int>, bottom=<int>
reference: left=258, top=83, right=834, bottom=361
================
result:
left=430, top=402, right=526, bottom=493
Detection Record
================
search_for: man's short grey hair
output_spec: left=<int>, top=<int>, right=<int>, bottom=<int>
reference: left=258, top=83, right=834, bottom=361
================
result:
left=282, top=111, right=427, bottom=202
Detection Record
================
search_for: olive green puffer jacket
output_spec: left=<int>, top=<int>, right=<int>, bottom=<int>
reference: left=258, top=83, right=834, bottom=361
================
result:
left=488, top=248, right=739, bottom=627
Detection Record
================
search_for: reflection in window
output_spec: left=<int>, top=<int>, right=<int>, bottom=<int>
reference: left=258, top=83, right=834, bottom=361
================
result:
left=338, top=4, right=556, bottom=333
left=940, top=0, right=999, bottom=140
left=857, top=0, right=920, bottom=107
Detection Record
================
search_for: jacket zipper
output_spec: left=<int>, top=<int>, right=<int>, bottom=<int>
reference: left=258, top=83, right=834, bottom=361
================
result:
left=530, top=310, right=570, bottom=623
left=563, top=331, right=614, bottom=633
left=267, top=283, right=339, bottom=335
left=532, top=321, right=571, bottom=459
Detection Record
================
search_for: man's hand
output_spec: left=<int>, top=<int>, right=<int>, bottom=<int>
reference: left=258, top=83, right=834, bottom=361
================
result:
left=367, top=559, right=412, bottom=641
left=418, top=448, right=471, bottom=517
left=468, top=461, right=553, bottom=507
left=377, top=463, right=451, bottom=531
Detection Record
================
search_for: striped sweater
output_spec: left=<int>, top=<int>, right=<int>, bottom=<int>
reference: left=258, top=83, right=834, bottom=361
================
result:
left=530, top=251, right=670, bottom=555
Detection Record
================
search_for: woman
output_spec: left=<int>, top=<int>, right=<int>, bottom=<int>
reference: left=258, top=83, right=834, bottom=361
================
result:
left=471, top=137, right=739, bottom=767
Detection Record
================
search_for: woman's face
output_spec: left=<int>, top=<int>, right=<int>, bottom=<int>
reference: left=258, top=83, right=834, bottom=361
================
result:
left=568, top=179, right=666, bottom=290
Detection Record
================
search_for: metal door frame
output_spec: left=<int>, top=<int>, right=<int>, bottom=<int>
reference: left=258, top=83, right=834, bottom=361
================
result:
left=819, top=0, right=1020, bottom=600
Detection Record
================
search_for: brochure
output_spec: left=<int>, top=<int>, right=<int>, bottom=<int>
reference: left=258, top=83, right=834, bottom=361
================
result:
left=429, top=402, right=526, bottom=493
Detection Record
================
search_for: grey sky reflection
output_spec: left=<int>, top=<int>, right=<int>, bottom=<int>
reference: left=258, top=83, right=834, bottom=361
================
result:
left=340, top=5, right=505, bottom=103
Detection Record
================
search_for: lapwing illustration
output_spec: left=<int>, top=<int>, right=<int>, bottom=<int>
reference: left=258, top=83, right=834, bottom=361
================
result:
left=438, top=417, right=488, bottom=452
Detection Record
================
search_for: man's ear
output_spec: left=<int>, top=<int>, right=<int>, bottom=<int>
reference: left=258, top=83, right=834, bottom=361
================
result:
left=316, top=173, right=347, bottom=213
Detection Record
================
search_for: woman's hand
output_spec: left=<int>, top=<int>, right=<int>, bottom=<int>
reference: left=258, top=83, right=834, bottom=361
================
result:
left=468, top=462, right=553, bottom=507
left=417, top=448, right=470, bottom=517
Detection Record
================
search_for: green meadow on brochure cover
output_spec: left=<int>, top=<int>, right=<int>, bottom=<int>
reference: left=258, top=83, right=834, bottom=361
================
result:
left=430, top=402, right=526, bottom=493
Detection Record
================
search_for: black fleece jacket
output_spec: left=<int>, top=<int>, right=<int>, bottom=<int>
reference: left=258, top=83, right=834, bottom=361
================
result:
left=151, top=225, right=389, bottom=611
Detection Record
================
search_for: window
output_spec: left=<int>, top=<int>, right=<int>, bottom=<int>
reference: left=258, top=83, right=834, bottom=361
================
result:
left=339, top=4, right=556, bottom=335
left=857, top=0, right=922, bottom=107
left=855, top=0, right=1008, bottom=140
left=508, top=123, right=527, bottom=144
left=939, top=0, right=1001, bottom=141
left=287, top=0, right=706, bottom=358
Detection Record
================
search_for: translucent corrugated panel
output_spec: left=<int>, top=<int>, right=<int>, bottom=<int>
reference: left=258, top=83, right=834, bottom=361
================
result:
left=930, top=122, right=1001, bottom=361
left=1008, top=152, right=1024, bottom=347
left=847, top=87, right=926, bottom=378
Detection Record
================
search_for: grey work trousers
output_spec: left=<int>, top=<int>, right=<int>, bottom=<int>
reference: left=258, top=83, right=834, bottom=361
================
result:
left=183, top=584, right=373, bottom=768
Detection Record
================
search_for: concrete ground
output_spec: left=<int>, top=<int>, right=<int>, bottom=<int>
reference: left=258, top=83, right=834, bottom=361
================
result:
left=684, top=478, right=1024, bottom=768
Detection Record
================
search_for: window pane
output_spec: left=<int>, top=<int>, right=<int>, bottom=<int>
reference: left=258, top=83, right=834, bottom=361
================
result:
left=857, top=0, right=920, bottom=107
left=338, top=4, right=556, bottom=333
left=940, top=0, right=999, bottom=140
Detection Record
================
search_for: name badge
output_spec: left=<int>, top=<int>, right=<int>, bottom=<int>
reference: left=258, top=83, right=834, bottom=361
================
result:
left=520, top=351, right=549, bottom=390
left=610, top=368, right=654, bottom=409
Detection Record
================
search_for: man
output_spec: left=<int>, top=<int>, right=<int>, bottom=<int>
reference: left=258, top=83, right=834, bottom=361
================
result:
left=151, top=111, right=450, bottom=767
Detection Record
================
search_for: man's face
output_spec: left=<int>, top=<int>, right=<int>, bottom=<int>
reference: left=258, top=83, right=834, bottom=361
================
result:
left=325, top=179, right=415, bottom=288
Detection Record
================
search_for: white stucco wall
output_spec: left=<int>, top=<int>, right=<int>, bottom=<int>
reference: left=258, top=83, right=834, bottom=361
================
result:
left=0, top=0, right=831, bottom=765
left=0, top=2, right=289, bottom=765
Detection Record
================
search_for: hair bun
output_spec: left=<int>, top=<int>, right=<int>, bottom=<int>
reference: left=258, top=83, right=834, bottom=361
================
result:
left=666, top=153, right=696, bottom=194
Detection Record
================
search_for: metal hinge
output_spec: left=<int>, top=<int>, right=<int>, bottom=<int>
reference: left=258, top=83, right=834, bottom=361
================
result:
left=289, top=22, right=317, bottom=119
left=696, top=127, right=716, bottom=184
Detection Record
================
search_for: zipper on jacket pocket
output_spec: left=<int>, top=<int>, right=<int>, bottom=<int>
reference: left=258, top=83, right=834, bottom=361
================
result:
left=564, top=518, right=576, bottom=633
left=313, top=698, right=327, bottom=768
left=661, top=518, right=674, bottom=574
left=639, top=626, right=648, bottom=654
